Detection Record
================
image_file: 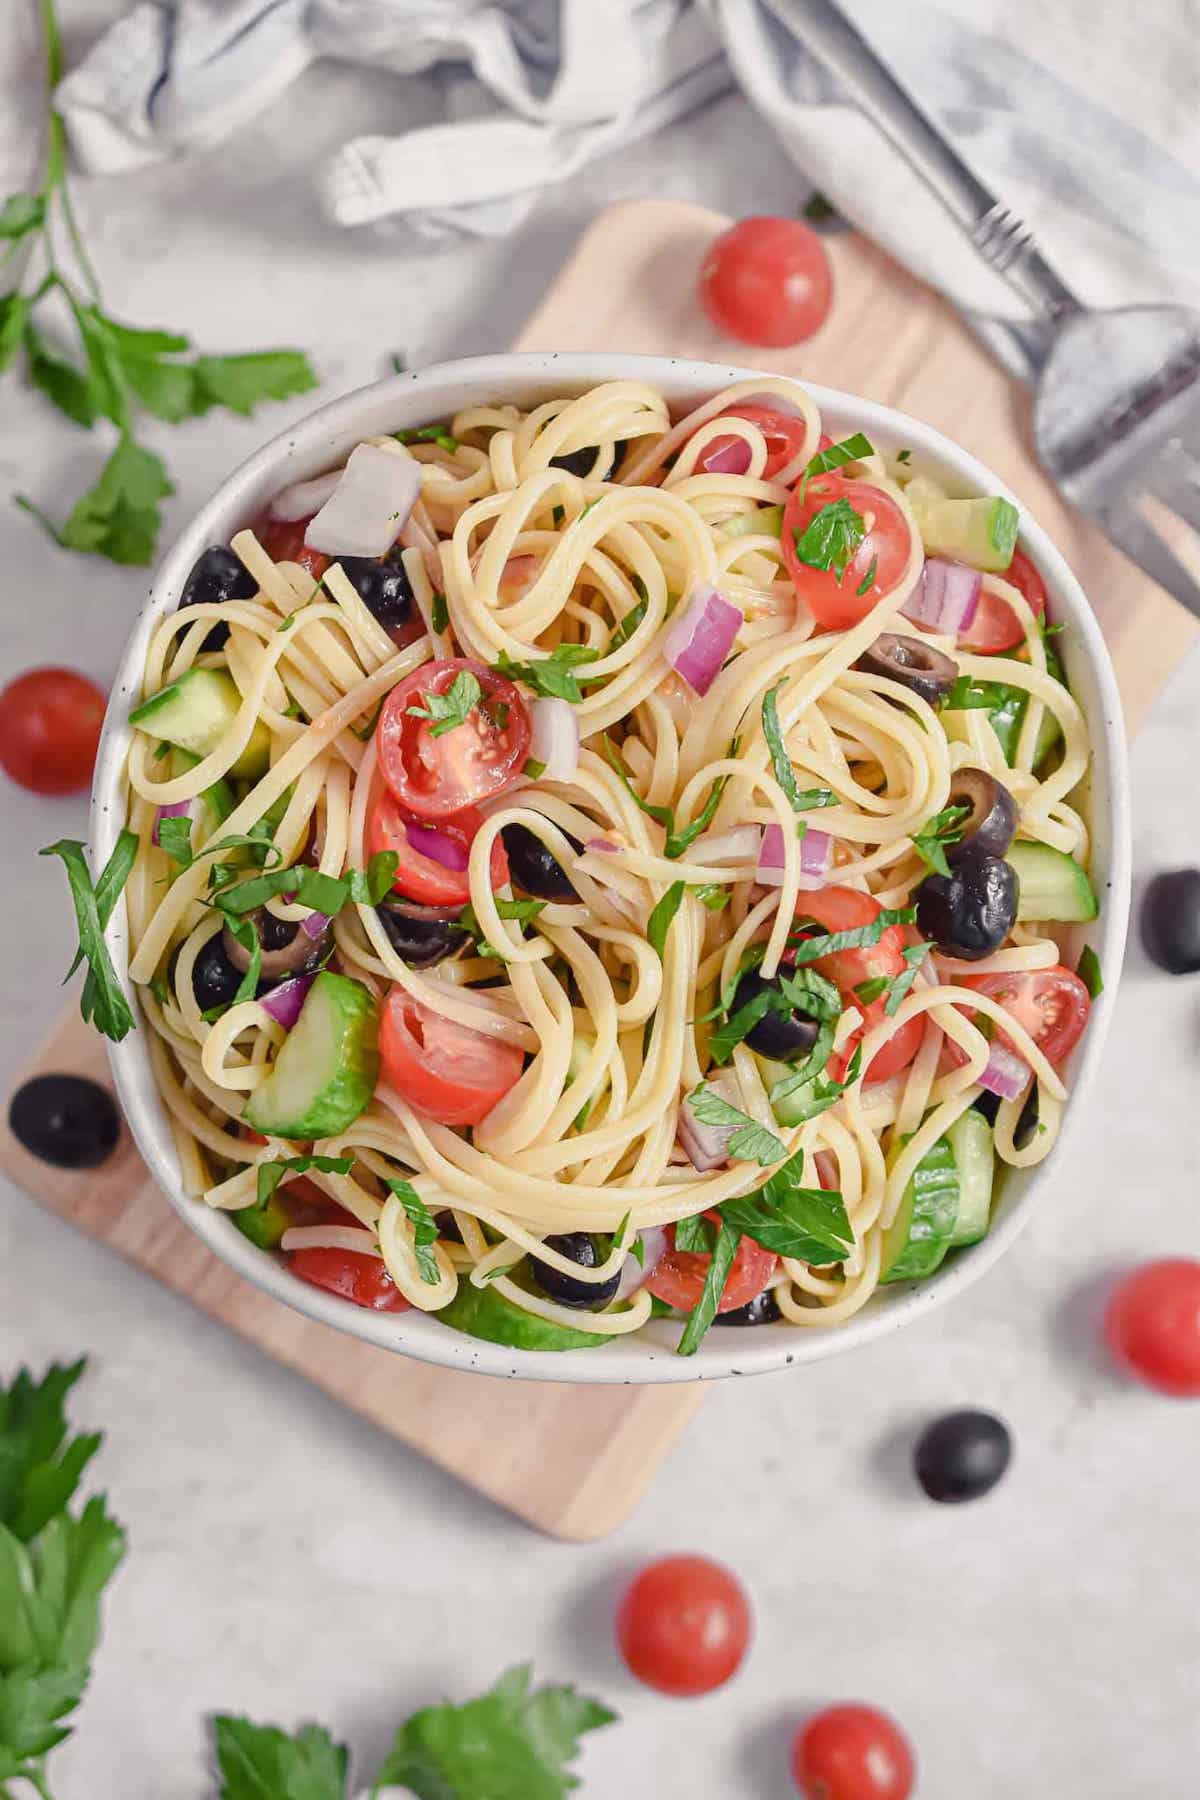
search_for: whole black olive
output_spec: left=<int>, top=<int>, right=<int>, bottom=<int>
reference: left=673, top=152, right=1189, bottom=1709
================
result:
left=915, top=850, right=1018, bottom=960
left=335, top=545, right=415, bottom=637
left=177, top=545, right=256, bottom=651
left=913, top=1409, right=1012, bottom=1503
left=712, top=1288, right=782, bottom=1327
left=854, top=632, right=958, bottom=707
left=377, top=900, right=468, bottom=968
left=222, top=909, right=328, bottom=981
left=529, top=1232, right=620, bottom=1310
left=502, top=823, right=581, bottom=901
left=9, top=1073, right=120, bottom=1168
left=191, top=934, right=246, bottom=1011
left=730, top=969, right=820, bottom=1060
left=1140, top=867, right=1200, bottom=974
left=946, top=767, right=1017, bottom=861
left=550, top=439, right=629, bottom=479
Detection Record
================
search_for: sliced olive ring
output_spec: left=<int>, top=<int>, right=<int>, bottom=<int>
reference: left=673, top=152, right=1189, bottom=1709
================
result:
left=854, top=633, right=958, bottom=707
left=377, top=899, right=468, bottom=968
left=222, top=907, right=329, bottom=979
left=946, top=767, right=1017, bottom=861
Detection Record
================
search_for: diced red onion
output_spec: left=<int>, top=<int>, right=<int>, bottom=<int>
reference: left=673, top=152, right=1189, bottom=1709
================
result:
left=691, top=826, right=760, bottom=866
left=304, top=445, right=421, bottom=559
left=529, top=697, right=579, bottom=782
left=301, top=910, right=331, bottom=939
left=405, top=822, right=470, bottom=872
left=153, top=798, right=196, bottom=845
left=269, top=469, right=342, bottom=523
left=677, top=1072, right=743, bottom=1172
left=902, top=558, right=981, bottom=635
left=616, top=1227, right=669, bottom=1301
left=701, top=436, right=752, bottom=476
left=661, top=583, right=743, bottom=696
left=585, top=837, right=619, bottom=854
left=978, top=1042, right=1030, bottom=1101
left=259, top=974, right=314, bottom=1030
left=756, top=823, right=833, bottom=885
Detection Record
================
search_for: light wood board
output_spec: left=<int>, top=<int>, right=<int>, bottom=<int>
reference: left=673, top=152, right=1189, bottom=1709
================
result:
left=2, top=200, right=1193, bottom=1541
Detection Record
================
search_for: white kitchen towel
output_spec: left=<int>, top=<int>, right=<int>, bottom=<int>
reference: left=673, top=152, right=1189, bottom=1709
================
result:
left=54, top=0, right=1200, bottom=321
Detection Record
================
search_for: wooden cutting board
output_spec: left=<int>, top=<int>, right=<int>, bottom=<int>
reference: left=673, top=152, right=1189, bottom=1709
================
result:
left=2, top=200, right=1194, bottom=1541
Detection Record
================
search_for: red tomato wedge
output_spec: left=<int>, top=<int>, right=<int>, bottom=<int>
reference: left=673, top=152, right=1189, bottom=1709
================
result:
left=702, top=403, right=807, bottom=482
left=366, top=782, right=508, bottom=906
left=253, top=513, right=328, bottom=580
left=380, top=988, right=524, bottom=1126
left=959, top=966, right=1090, bottom=1065
left=289, top=1246, right=410, bottom=1311
left=0, top=667, right=106, bottom=795
left=376, top=658, right=530, bottom=820
left=699, top=216, right=832, bottom=348
left=646, top=1211, right=777, bottom=1315
left=782, top=476, right=912, bottom=632
left=960, top=546, right=1047, bottom=653
left=792, top=888, right=921, bottom=1085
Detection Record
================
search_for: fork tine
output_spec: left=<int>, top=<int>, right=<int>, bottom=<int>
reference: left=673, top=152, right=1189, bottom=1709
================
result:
left=1094, top=501, right=1200, bottom=623
left=1142, top=435, right=1200, bottom=539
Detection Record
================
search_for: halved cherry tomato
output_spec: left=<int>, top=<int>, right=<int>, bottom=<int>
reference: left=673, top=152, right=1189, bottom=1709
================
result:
left=0, top=667, right=106, bottom=795
left=792, top=889, right=920, bottom=1085
left=1104, top=1259, right=1200, bottom=1397
left=380, top=987, right=525, bottom=1126
left=646, top=1211, right=777, bottom=1316
left=376, top=658, right=531, bottom=820
left=617, top=1554, right=752, bottom=1696
left=252, top=513, right=328, bottom=580
left=702, top=403, right=807, bottom=482
left=791, top=1703, right=915, bottom=1800
left=960, top=546, right=1047, bottom=654
left=830, top=1001, right=925, bottom=1086
left=289, top=1246, right=410, bottom=1312
left=366, top=782, right=508, bottom=906
left=959, top=966, right=1090, bottom=1065
left=782, top=476, right=912, bottom=632
left=699, top=216, right=832, bottom=348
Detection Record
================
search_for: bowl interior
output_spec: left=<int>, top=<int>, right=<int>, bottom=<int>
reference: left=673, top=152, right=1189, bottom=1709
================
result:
left=91, top=352, right=1132, bottom=1384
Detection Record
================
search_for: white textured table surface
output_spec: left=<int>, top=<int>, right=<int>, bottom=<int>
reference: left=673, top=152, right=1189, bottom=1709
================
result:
left=2, top=9, right=1199, bottom=1797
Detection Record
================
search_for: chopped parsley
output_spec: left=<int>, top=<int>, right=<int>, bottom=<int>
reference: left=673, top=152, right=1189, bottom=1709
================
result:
left=911, top=803, right=971, bottom=878
left=602, top=736, right=729, bottom=859
left=802, top=432, right=874, bottom=484
left=761, top=680, right=837, bottom=818
left=884, top=940, right=933, bottom=1016
left=692, top=883, right=732, bottom=912
left=791, top=497, right=865, bottom=583
left=707, top=964, right=841, bottom=1065
left=395, top=423, right=458, bottom=454
left=406, top=669, right=482, bottom=737
left=1076, top=944, right=1103, bottom=999
left=495, top=643, right=601, bottom=704
left=430, top=590, right=449, bottom=635
left=255, top=1153, right=354, bottom=1208
left=674, top=1214, right=716, bottom=1255
left=676, top=1217, right=741, bottom=1356
left=386, top=1178, right=441, bottom=1284
left=608, top=597, right=648, bottom=651
left=855, top=556, right=878, bottom=597
left=685, top=1085, right=785, bottom=1166
left=647, top=881, right=686, bottom=962
left=896, top=448, right=912, bottom=464
left=522, top=756, right=547, bottom=779
left=460, top=896, right=546, bottom=960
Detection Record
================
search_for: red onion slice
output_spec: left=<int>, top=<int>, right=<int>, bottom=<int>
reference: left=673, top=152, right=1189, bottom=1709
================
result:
left=269, top=469, right=342, bottom=524
left=616, top=1226, right=669, bottom=1301
left=304, top=445, right=421, bottom=559
left=978, top=1042, right=1030, bottom=1101
left=902, top=558, right=981, bottom=635
left=529, top=696, right=579, bottom=782
left=259, top=974, right=314, bottom=1030
left=301, top=910, right=331, bottom=939
left=405, top=822, right=470, bottom=872
left=701, top=436, right=753, bottom=476
left=756, top=823, right=833, bottom=885
left=661, top=583, right=743, bottom=696
left=585, top=837, right=619, bottom=855
left=678, top=1071, right=743, bottom=1172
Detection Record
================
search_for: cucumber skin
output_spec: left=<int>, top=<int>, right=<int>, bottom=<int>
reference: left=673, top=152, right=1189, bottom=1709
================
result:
left=130, top=667, right=270, bottom=779
left=1007, top=840, right=1098, bottom=923
left=437, top=1280, right=608, bottom=1351
left=244, top=973, right=379, bottom=1140
left=910, top=495, right=1018, bottom=573
left=947, top=1110, right=995, bottom=1247
left=233, top=1193, right=291, bottom=1250
left=880, top=1138, right=960, bottom=1283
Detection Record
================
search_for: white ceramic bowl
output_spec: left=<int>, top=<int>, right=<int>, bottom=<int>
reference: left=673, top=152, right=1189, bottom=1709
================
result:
left=92, top=353, right=1131, bottom=1384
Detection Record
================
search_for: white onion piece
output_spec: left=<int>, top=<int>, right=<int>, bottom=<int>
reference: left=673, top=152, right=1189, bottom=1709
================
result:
left=691, top=826, right=760, bottom=866
left=660, top=583, right=743, bottom=696
left=902, top=558, right=981, bottom=634
left=677, top=1070, right=742, bottom=1172
left=269, top=469, right=342, bottom=523
left=756, top=823, right=833, bottom=886
left=616, top=1227, right=669, bottom=1301
left=978, top=1043, right=1031, bottom=1101
left=304, top=445, right=421, bottom=558
left=528, top=697, right=579, bottom=782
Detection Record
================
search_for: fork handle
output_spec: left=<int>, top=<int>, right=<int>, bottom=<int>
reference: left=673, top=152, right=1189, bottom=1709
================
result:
left=794, top=0, right=1080, bottom=321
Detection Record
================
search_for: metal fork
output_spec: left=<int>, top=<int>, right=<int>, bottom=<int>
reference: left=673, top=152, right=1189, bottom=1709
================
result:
left=795, top=0, right=1200, bottom=620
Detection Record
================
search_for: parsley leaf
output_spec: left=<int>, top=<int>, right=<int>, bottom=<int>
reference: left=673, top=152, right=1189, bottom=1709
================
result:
left=255, top=1154, right=354, bottom=1209
left=460, top=896, right=546, bottom=960
left=674, top=1214, right=716, bottom=1254
left=676, top=1216, right=741, bottom=1357
left=396, top=424, right=458, bottom=454
left=601, top=736, right=729, bottom=857
left=23, top=319, right=100, bottom=427
left=803, top=432, right=874, bottom=482
left=720, top=1149, right=853, bottom=1263
left=608, top=597, right=647, bottom=650
left=786, top=909, right=914, bottom=968
left=647, top=881, right=686, bottom=962
left=23, top=434, right=174, bottom=567
left=212, top=865, right=347, bottom=918
left=213, top=1714, right=349, bottom=1800
left=885, top=941, right=932, bottom=1015
left=40, top=833, right=137, bottom=1041
left=761, top=681, right=835, bottom=818
left=911, top=803, right=970, bottom=878
left=0, top=1361, right=100, bottom=1544
left=791, top=497, right=865, bottom=583
left=0, top=194, right=44, bottom=241
left=190, top=351, right=316, bottom=417
left=686, top=1085, right=785, bottom=1166
left=346, top=852, right=400, bottom=907
left=855, top=556, right=878, bottom=597
left=1076, top=943, right=1103, bottom=999
left=693, top=883, right=731, bottom=912
left=156, top=812, right=196, bottom=871
left=371, top=1663, right=616, bottom=1799
left=385, top=1180, right=441, bottom=1285
left=407, top=669, right=482, bottom=737
left=853, top=975, right=890, bottom=1007
left=495, top=644, right=601, bottom=704
left=430, top=591, right=449, bottom=635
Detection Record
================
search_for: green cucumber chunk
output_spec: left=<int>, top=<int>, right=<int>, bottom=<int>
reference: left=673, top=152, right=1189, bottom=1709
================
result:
left=910, top=492, right=1019, bottom=572
left=131, top=666, right=270, bottom=779
left=244, top=972, right=379, bottom=1139
left=755, top=1053, right=816, bottom=1129
left=947, top=1109, right=995, bottom=1246
left=167, top=748, right=235, bottom=848
left=880, top=1136, right=960, bottom=1282
left=436, top=1280, right=608, bottom=1351
left=1007, top=840, right=1098, bottom=923
left=723, top=504, right=784, bottom=540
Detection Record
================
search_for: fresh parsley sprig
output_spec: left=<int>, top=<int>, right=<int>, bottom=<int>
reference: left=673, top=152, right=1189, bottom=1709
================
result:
left=685, top=1085, right=785, bottom=1166
left=406, top=670, right=483, bottom=737
left=41, top=832, right=138, bottom=1041
left=385, top=1179, right=442, bottom=1285
left=791, top=497, right=866, bottom=583
left=4, top=0, right=316, bottom=564
left=495, top=644, right=602, bottom=704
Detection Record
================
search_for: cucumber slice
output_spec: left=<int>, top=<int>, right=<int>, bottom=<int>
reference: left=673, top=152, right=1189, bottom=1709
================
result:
left=901, top=474, right=949, bottom=509
left=244, top=973, right=379, bottom=1139
left=131, top=667, right=270, bottom=780
left=754, top=1053, right=815, bottom=1129
left=168, top=748, right=235, bottom=846
left=1007, top=840, right=1098, bottom=923
left=946, top=1110, right=995, bottom=1246
left=909, top=492, right=1019, bottom=573
left=436, top=1280, right=608, bottom=1351
left=233, top=1192, right=291, bottom=1251
left=880, top=1137, right=960, bottom=1283
left=723, top=504, right=784, bottom=540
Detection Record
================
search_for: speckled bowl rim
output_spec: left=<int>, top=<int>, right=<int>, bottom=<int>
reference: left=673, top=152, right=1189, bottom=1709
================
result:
left=91, top=351, right=1132, bottom=1384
